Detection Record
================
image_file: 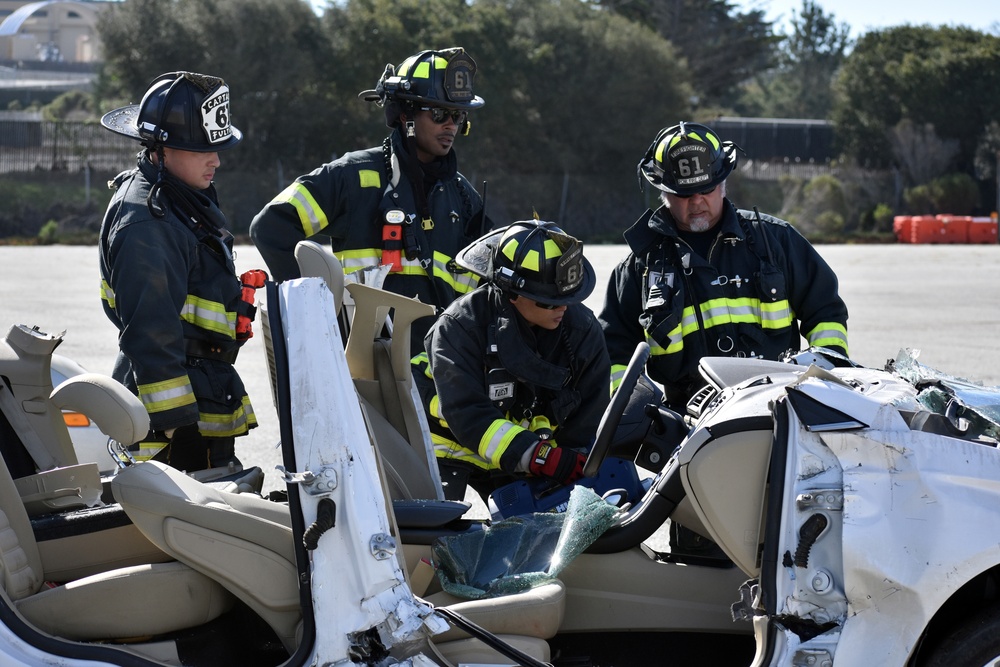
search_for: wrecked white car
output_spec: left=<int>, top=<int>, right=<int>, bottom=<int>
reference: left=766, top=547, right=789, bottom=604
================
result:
left=1, top=257, right=999, bottom=665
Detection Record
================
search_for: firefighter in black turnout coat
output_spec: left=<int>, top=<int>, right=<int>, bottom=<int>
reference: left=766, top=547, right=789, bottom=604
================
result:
left=99, top=72, right=261, bottom=472
left=413, top=221, right=610, bottom=502
left=251, top=48, right=491, bottom=354
left=600, top=121, right=849, bottom=410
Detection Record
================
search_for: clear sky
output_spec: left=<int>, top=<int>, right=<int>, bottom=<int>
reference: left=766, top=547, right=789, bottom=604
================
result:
left=736, top=0, right=1000, bottom=39
left=307, top=0, right=999, bottom=39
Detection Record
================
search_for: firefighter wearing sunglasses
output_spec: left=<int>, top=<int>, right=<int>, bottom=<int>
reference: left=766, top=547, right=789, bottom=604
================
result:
left=251, top=48, right=492, bottom=353
left=412, top=221, right=610, bottom=502
left=599, top=121, right=850, bottom=411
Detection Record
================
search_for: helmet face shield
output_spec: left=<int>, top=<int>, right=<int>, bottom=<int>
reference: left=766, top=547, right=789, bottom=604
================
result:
left=639, top=121, right=737, bottom=196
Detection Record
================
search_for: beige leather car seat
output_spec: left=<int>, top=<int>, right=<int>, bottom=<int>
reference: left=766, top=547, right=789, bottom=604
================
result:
left=0, top=331, right=237, bottom=645
left=0, top=432, right=233, bottom=643
left=113, top=459, right=564, bottom=661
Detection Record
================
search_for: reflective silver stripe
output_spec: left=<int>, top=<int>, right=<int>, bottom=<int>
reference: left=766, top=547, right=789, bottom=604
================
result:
left=480, top=420, right=521, bottom=467
left=432, top=435, right=490, bottom=470
left=431, top=251, right=480, bottom=294
left=181, top=295, right=237, bottom=338
left=199, top=396, right=256, bottom=437
left=807, top=322, right=849, bottom=354
left=101, top=279, right=115, bottom=308
left=275, top=182, right=327, bottom=237
left=139, top=376, right=196, bottom=413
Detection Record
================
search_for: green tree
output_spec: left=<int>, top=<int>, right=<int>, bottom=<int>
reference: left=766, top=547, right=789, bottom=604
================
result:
left=42, top=91, right=95, bottom=121
left=467, top=0, right=693, bottom=230
left=324, top=0, right=692, bottom=232
left=741, top=0, right=851, bottom=118
left=593, top=0, right=779, bottom=111
left=833, top=26, right=1000, bottom=176
left=96, top=0, right=336, bottom=170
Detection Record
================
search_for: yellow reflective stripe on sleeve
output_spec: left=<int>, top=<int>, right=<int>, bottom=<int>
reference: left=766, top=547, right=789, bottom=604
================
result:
left=273, top=182, right=328, bottom=237
left=181, top=295, right=237, bottom=338
left=432, top=251, right=479, bottom=294
left=433, top=433, right=491, bottom=469
left=610, top=364, right=627, bottom=394
left=138, top=375, right=196, bottom=414
left=101, top=279, right=115, bottom=308
left=358, top=169, right=381, bottom=189
left=411, top=351, right=431, bottom=375
left=429, top=395, right=448, bottom=426
left=807, top=322, right=848, bottom=355
left=480, top=419, right=526, bottom=468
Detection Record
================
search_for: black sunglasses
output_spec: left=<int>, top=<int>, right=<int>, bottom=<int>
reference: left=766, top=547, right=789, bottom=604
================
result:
left=673, top=185, right=718, bottom=199
left=532, top=299, right=563, bottom=310
left=421, top=107, right=469, bottom=125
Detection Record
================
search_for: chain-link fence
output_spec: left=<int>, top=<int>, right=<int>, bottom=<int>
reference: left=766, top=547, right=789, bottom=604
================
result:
left=4, top=118, right=893, bottom=241
left=0, top=118, right=134, bottom=174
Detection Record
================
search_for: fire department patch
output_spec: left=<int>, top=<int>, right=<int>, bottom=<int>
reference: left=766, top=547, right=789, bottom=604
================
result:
left=444, top=53, right=477, bottom=104
left=201, top=84, right=233, bottom=145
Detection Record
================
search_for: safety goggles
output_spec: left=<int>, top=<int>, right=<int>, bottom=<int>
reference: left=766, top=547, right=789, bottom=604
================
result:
left=673, top=184, right=718, bottom=199
left=421, top=107, right=469, bottom=125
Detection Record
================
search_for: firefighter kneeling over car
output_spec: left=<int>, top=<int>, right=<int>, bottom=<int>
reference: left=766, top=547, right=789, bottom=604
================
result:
left=412, top=220, right=611, bottom=502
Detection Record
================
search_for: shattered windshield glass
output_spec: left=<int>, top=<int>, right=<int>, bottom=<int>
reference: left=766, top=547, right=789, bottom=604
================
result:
left=432, top=486, right=622, bottom=599
left=891, top=348, right=1000, bottom=441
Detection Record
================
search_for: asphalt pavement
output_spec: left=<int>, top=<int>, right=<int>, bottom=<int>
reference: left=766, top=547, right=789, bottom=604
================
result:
left=3, top=242, right=999, bottom=496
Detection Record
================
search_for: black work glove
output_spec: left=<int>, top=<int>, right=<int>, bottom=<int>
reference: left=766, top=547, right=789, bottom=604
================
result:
left=155, top=423, right=210, bottom=473
left=527, top=439, right=586, bottom=485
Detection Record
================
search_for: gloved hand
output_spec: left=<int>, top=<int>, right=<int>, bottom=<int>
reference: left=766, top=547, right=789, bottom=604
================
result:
left=156, top=423, right=210, bottom=473
left=528, top=439, right=586, bottom=485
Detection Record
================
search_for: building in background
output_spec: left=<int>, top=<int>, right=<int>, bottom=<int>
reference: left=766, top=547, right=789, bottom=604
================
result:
left=0, top=0, right=111, bottom=63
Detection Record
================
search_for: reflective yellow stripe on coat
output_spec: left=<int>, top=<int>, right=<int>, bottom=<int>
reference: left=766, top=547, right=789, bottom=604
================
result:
left=181, top=295, right=237, bottom=338
left=647, top=296, right=794, bottom=357
left=138, top=375, right=196, bottom=414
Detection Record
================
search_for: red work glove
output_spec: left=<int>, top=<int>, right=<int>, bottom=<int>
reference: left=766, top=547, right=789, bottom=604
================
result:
left=528, top=440, right=586, bottom=485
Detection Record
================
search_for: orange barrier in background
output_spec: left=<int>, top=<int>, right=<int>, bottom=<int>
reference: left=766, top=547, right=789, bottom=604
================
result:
left=969, top=216, right=998, bottom=244
left=894, top=214, right=997, bottom=244
left=909, top=215, right=941, bottom=243
left=893, top=215, right=912, bottom=243
left=936, top=215, right=970, bottom=243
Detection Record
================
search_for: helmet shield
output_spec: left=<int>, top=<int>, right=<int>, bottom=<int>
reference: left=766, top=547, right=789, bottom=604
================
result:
left=101, top=71, right=242, bottom=152
left=638, top=122, right=737, bottom=196
left=359, top=47, right=485, bottom=127
left=457, top=221, right=596, bottom=306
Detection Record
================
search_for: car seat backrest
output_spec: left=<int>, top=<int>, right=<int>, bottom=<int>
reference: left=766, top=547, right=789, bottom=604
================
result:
left=346, top=283, right=442, bottom=500
left=0, top=445, right=45, bottom=601
left=0, top=325, right=77, bottom=474
left=294, top=240, right=344, bottom=315
left=49, top=373, right=149, bottom=448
